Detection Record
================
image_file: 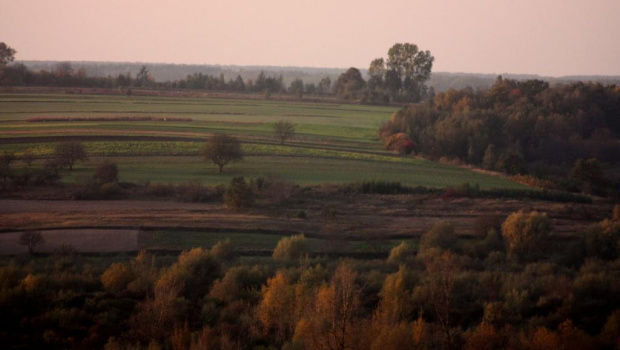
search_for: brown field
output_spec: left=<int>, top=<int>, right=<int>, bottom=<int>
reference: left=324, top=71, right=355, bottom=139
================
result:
left=0, top=193, right=610, bottom=255
left=0, top=229, right=139, bottom=254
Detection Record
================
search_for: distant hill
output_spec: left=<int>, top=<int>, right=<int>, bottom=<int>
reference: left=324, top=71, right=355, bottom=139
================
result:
left=16, top=61, right=620, bottom=92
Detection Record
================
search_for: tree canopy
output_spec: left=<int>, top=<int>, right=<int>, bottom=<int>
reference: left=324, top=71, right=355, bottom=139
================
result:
left=200, top=134, right=243, bottom=173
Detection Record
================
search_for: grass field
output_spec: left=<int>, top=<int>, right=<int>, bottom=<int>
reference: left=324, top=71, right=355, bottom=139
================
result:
left=0, top=93, right=528, bottom=189
left=142, top=230, right=416, bottom=254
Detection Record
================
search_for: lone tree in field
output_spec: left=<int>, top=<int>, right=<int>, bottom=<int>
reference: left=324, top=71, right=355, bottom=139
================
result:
left=54, top=141, right=88, bottom=170
left=272, top=120, right=296, bottom=145
left=18, top=231, right=45, bottom=255
left=200, top=134, right=243, bottom=173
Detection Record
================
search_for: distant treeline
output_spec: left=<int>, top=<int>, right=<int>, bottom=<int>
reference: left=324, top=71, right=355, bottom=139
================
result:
left=380, top=77, right=620, bottom=189
left=8, top=61, right=620, bottom=93
left=0, top=62, right=334, bottom=97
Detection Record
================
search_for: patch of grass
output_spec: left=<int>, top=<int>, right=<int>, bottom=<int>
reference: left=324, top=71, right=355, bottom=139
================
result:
left=142, top=230, right=415, bottom=254
left=55, top=155, right=529, bottom=189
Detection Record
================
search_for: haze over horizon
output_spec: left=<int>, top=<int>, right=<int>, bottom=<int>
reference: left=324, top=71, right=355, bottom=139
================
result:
left=3, top=0, right=620, bottom=78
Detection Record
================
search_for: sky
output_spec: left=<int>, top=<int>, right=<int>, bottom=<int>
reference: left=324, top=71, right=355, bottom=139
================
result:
left=2, top=0, right=620, bottom=77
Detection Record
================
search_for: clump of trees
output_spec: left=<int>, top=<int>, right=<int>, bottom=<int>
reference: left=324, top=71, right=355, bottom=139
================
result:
left=3, top=207, right=620, bottom=349
left=367, top=43, right=435, bottom=103
left=379, top=77, right=620, bottom=192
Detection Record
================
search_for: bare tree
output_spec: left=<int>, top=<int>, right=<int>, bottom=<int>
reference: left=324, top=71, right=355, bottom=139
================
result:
left=273, top=121, right=296, bottom=145
left=18, top=231, right=45, bottom=254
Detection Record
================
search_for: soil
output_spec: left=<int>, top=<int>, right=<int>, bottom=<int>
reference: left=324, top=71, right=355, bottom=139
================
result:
left=0, top=229, right=138, bottom=254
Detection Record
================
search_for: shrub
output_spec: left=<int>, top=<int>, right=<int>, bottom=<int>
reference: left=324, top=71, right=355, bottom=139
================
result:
left=420, top=222, right=458, bottom=252
left=387, top=241, right=414, bottom=264
left=93, top=161, right=118, bottom=184
left=211, top=239, right=234, bottom=261
left=272, top=234, right=308, bottom=261
left=223, top=176, right=254, bottom=210
left=100, top=182, right=122, bottom=199
left=101, top=263, right=135, bottom=293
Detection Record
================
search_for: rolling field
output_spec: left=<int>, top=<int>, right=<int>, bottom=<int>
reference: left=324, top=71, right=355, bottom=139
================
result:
left=0, top=93, right=527, bottom=189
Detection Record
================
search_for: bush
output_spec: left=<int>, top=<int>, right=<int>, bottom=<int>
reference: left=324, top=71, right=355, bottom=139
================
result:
left=420, top=222, right=458, bottom=252
left=93, top=161, right=118, bottom=184
left=223, top=176, right=254, bottom=210
left=211, top=239, right=234, bottom=261
left=272, top=234, right=308, bottom=261
left=101, top=263, right=135, bottom=293
left=387, top=241, right=414, bottom=264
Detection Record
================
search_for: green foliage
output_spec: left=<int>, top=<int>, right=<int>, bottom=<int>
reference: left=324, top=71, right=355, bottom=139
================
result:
left=223, top=176, right=254, bottom=210
left=272, top=234, right=308, bottom=261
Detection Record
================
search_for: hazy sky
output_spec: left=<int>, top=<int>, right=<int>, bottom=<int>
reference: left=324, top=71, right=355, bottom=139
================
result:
left=2, top=0, right=619, bottom=76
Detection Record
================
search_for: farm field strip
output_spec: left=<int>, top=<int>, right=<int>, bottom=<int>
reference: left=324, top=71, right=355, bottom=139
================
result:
left=143, top=230, right=415, bottom=253
left=53, top=155, right=528, bottom=188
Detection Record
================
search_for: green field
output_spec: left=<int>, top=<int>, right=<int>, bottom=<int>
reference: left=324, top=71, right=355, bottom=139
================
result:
left=0, top=93, right=528, bottom=189
left=143, top=230, right=416, bottom=254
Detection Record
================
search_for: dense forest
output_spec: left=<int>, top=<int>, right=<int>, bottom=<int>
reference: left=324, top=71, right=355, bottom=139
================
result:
left=379, top=77, right=620, bottom=195
left=1, top=207, right=619, bottom=349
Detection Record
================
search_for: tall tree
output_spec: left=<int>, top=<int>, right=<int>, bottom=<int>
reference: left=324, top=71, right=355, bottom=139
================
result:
left=384, top=43, right=434, bottom=102
left=334, top=68, right=366, bottom=100
left=0, top=42, right=16, bottom=76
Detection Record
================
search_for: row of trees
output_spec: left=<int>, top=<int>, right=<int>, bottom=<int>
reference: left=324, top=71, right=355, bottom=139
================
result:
left=2, top=207, right=619, bottom=349
left=1, top=42, right=434, bottom=103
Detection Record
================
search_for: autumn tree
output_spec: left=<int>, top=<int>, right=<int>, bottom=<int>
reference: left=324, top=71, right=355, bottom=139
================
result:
left=18, top=231, right=45, bottom=254
left=294, top=262, right=362, bottom=350
left=54, top=141, right=88, bottom=170
left=256, top=272, right=296, bottom=344
left=420, top=222, right=458, bottom=252
left=200, top=134, right=243, bottom=173
left=501, top=210, right=552, bottom=262
left=273, top=120, right=296, bottom=145
left=423, top=250, right=462, bottom=350
left=272, top=234, right=308, bottom=261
